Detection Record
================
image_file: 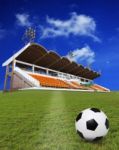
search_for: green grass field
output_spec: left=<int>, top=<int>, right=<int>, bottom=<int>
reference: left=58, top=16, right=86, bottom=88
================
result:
left=0, top=90, right=118, bottom=150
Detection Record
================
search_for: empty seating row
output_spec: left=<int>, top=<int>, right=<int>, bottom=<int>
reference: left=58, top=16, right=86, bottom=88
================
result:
left=29, top=74, right=73, bottom=88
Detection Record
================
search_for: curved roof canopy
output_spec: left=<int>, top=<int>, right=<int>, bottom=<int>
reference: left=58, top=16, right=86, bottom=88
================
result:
left=2, top=42, right=100, bottom=80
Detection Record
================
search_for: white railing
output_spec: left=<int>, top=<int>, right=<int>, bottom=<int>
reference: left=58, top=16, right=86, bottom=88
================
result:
left=14, top=60, right=92, bottom=82
left=14, top=67, right=40, bottom=87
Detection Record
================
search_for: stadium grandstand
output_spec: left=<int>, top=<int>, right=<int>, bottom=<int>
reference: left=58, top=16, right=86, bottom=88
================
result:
left=2, top=42, right=110, bottom=92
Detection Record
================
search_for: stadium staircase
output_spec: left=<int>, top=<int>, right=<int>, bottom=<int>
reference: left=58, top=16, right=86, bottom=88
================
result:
left=14, top=67, right=40, bottom=87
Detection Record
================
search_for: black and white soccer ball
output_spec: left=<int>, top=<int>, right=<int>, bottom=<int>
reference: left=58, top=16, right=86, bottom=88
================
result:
left=75, top=108, right=109, bottom=141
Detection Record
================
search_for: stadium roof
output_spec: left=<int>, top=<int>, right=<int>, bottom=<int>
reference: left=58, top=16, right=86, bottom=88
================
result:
left=2, top=42, right=100, bottom=80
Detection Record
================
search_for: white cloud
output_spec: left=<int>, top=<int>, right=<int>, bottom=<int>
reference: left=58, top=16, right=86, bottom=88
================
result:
left=41, top=12, right=100, bottom=42
left=16, top=13, right=32, bottom=27
left=66, top=45, right=95, bottom=65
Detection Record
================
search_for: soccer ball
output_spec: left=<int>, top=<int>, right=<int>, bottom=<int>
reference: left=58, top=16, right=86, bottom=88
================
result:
left=75, top=108, right=109, bottom=141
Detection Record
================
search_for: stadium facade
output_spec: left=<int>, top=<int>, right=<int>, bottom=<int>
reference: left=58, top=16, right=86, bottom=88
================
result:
left=2, top=42, right=110, bottom=92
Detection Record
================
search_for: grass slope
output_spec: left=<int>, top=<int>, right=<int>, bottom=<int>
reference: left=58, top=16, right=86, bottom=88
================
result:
left=0, top=90, right=118, bottom=150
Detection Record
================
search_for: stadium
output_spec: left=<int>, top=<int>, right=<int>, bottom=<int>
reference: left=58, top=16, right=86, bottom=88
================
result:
left=0, top=0, right=119, bottom=149
left=0, top=42, right=119, bottom=150
left=2, top=42, right=110, bottom=92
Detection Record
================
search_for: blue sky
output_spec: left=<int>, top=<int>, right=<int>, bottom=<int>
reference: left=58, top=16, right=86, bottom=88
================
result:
left=0, top=0, right=119, bottom=90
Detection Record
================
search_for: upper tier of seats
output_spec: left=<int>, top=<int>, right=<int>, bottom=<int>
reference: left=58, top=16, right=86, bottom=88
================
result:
left=29, top=73, right=75, bottom=88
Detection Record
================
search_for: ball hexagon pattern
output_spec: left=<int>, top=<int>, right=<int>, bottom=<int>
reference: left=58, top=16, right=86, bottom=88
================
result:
left=86, top=119, right=98, bottom=131
left=75, top=108, right=109, bottom=141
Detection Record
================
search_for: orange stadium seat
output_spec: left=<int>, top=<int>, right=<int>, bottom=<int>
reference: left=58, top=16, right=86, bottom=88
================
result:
left=29, top=74, right=74, bottom=88
left=71, top=81, right=92, bottom=90
left=91, top=84, right=108, bottom=92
